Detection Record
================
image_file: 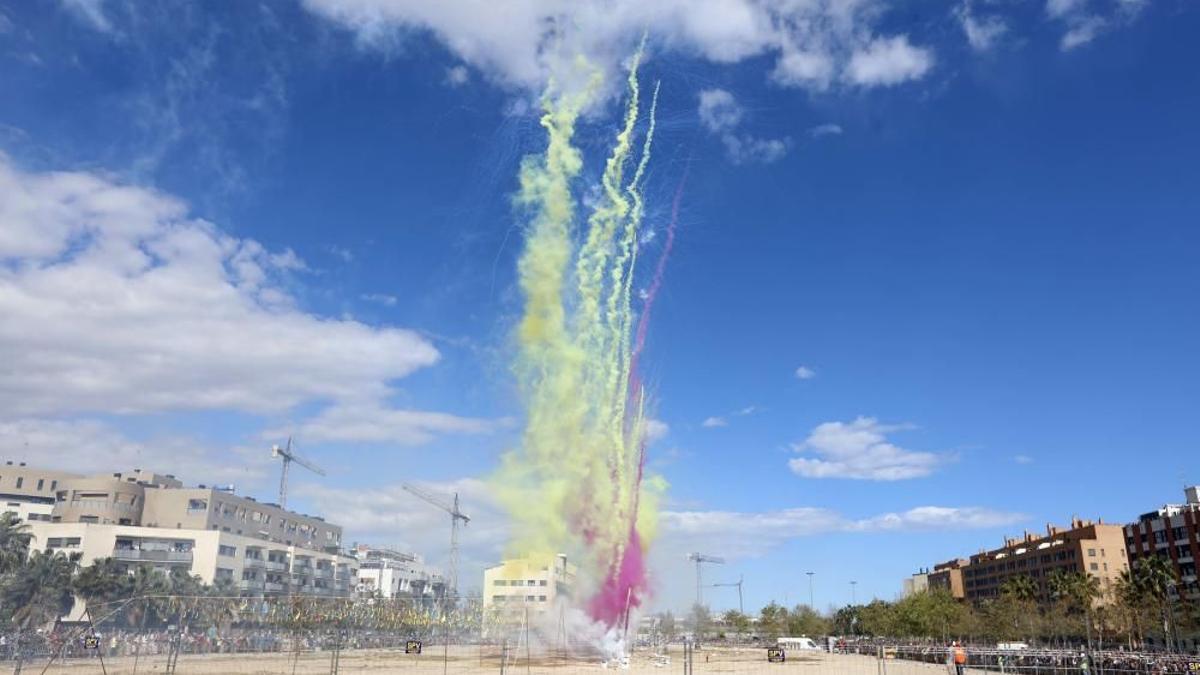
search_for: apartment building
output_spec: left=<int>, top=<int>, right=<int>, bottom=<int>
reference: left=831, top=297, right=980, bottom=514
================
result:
left=960, top=518, right=1128, bottom=604
left=483, top=555, right=575, bottom=615
left=12, top=463, right=358, bottom=616
left=1123, top=486, right=1200, bottom=602
left=902, top=569, right=929, bottom=597
left=0, top=461, right=83, bottom=523
left=927, top=559, right=968, bottom=600
left=353, top=545, right=445, bottom=603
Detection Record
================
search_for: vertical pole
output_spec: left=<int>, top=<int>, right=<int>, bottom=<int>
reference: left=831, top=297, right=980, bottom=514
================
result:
left=85, top=607, right=109, bottom=675
left=806, top=572, right=815, bottom=609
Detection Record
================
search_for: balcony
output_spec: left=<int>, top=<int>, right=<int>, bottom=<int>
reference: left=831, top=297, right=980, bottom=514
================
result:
left=239, top=579, right=264, bottom=591
left=315, top=567, right=334, bottom=578
left=113, top=549, right=193, bottom=564
left=266, top=560, right=288, bottom=572
left=264, top=582, right=286, bottom=593
left=244, top=558, right=266, bottom=568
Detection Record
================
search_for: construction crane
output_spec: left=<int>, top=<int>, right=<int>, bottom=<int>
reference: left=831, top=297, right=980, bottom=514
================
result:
left=711, top=574, right=745, bottom=614
left=402, top=483, right=470, bottom=603
left=270, top=438, right=325, bottom=510
left=687, top=552, right=725, bottom=607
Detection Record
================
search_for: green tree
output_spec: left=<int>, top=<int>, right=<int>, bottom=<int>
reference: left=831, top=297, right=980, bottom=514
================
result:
left=787, top=604, right=829, bottom=636
left=74, top=557, right=130, bottom=607
left=2, top=550, right=79, bottom=629
left=722, top=609, right=751, bottom=635
left=757, top=601, right=789, bottom=638
left=0, top=512, right=32, bottom=574
left=688, top=603, right=712, bottom=639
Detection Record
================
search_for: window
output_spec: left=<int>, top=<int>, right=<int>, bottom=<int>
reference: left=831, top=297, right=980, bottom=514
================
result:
left=187, top=499, right=208, bottom=511
left=539, top=580, right=547, bottom=586
left=538, top=595, right=547, bottom=602
left=15, top=477, right=22, bottom=488
left=216, top=568, right=233, bottom=581
left=36, top=479, right=44, bottom=490
left=1088, top=548, right=1096, bottom=557
left=1089, top=563, right=1099, bottom=571
left=495, top=580, right=507, bottom=586
left=219, top=545, right=237, bottom=557
left=493, top=595, right=505, bottom=602
left=80, top=515, right=99, bottom=523
left=526, top=595, right=536, bottom=601
left=50, top=480, right=57, bottom=491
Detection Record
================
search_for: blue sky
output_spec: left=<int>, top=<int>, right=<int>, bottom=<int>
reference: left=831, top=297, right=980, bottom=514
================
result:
left=1, top=0, right=1198, bottom=613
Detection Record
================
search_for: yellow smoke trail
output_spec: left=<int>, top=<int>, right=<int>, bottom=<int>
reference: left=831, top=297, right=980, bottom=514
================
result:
left=495, top=43, right=664, bottom=617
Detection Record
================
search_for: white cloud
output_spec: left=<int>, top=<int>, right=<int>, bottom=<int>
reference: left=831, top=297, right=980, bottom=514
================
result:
left=294, top=478, right=511, bottom=589
left=644, top=418, right=670, bottom=444
left=789, top=416, right=942, bottom=480
left=661, top=504, right=1024, bottom=558
left=59, top=0, right=112, bottom=32
left=807, top=124, right=843, bottom=138
left=1046, top=0, right=1148, bottom=51
left=794, top=365, right=817, bottom=379
left=445, top=65, right=471, bottom=87
left=697, top=89, right=743, bottom=133
left=328, top=245, right=354, bottom=263
left=0, top=155, right=502, bottom=460
left=701, top=416, right=727, bottom=428
left=845, top=35, right=934, bottom=87
left=697, top=88, right=790, bottom=165
left=273, top=398, right=507, bottom=445
left=0, top=418, right=271, bottom=487
left=955, top=2, right=1008, bottom=52
left=360, top=292, right=398, bottom=306
left=302, top=0, right=934, bottom=94
left=1014, top=454, right=1034, bottom=464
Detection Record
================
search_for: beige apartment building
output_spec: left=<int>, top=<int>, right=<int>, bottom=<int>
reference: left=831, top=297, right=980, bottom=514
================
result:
left=6, top=462, right=357, bottom=618
left=483, top=555, right=576, bottom=616
left=0, top=461, right=81, bottom=523
left=927, top=558, right=968, bottom=599
left=960, top=518, right=1128, bottom=604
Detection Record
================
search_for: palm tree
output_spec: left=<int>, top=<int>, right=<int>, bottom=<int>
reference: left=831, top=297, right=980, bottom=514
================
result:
left=1001, top=575, right=1039, bottom=603
left=1068, top=572, right=1101, bottom=649
left=2, top=550, right=79, bottom=629
left=0, top=513, right=32, bottom=574
left=1135, top=555, right=1179, bottom=650
left=74, top=557, right=130, bottom=607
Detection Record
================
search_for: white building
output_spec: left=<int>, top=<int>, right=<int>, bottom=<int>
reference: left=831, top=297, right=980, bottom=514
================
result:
left=353, top=545, right=445, bottom=604
left=8, top=462, right=358, bottom=619
left=483, top=555, right=575, bottom=616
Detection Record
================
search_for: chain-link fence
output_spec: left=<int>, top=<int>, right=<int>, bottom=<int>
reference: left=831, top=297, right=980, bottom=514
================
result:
left=5, top=599, right=1199, bottom=675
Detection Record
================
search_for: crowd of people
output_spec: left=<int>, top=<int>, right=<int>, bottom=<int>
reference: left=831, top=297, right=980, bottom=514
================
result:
left=838, top=639, right=1199, bottom=675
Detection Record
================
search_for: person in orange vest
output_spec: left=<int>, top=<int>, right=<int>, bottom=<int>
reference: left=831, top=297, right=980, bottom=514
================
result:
left=949, top=641, right=967, bottom=675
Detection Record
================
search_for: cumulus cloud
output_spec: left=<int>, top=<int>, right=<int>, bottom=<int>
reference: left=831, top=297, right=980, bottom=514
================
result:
left=794, top=365, right=817, bottom=379
left=955, top=2, right=1008, bottom=52
left=644, top=419, right=670, bottom=444
left=1046, top=0, right=1148, bottom=51
left=0, top=155, right=445, bottom=418
left=0, top=418, right=271, bottom=486
left=660, top=504, right=1024, bottom=558
left=294, top=478, right=510, bottom=588
left=697, top=88, right=790, bottom=164
left=445, top=65, right=470, bottom=87
left=789, top=416, right=943, bottom=480
left=302, top=0, right=935, bottom=94
left=272, top=399, right=507, bottom=445
left=360, top=293, right=398, bottom=306
left=701, top=416, right=727, bottom=428
left=807, top=124, right=843, bottom=138
left=845, top=35, right=934, bottom=87
left=0, top=156, right=507, bottom=458
left=59, top=0, right=112, bottom=32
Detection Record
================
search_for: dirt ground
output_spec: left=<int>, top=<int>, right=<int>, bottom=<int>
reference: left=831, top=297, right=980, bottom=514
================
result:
left=33, top=645, right=952, bottom=675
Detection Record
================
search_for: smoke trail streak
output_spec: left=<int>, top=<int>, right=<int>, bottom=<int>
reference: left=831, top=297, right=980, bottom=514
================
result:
left=496, top=42, right=671, bottom=638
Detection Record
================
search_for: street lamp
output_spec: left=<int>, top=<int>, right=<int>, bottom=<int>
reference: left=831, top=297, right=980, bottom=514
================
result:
left=806, top=571, right=815, bottom=609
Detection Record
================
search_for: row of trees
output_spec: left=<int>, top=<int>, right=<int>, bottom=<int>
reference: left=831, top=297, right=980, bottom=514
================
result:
left=653, top=559, right=1198, bottom=650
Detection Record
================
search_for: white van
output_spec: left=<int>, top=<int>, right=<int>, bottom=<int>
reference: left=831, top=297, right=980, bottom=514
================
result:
left=777, top=637, right=819, bottom=651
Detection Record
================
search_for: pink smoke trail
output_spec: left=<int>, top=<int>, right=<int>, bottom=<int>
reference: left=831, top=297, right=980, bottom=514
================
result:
left=630, top=169, right=688, bottom=382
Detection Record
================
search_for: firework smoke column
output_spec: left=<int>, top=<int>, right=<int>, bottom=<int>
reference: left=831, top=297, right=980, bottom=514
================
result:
left=495, top=44, right=668, bottom=640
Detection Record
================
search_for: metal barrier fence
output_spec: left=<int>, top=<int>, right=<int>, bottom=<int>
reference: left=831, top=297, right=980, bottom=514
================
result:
left=3, top=596, right=1197, bottom=675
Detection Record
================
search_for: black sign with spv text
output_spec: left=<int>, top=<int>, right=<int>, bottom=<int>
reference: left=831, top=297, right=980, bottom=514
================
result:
left=83, top=636, right=100, bottom=650
left=767, top=648, right=786, bottom=663
left=406, top=640, right=423, bottom=655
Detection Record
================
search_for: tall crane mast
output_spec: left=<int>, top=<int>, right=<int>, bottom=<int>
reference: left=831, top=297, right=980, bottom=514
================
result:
left=710, top=574, right=745, bottom=614
left=270, top=438, right=325, bottom=510
left=402, top=483, right=470, bottom=604
left=686, top=552, right=725, bottom=607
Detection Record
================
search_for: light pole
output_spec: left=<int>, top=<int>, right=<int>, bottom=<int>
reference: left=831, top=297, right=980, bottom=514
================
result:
left=806, top=571, right=815, bottom=609
left=850, top=580, right=858, bottom=606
